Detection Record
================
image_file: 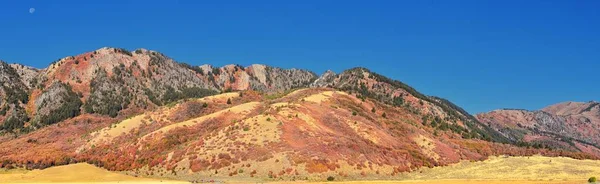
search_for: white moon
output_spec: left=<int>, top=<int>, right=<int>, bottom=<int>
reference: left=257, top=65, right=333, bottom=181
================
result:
left=29, top=8, right=35, bottom=14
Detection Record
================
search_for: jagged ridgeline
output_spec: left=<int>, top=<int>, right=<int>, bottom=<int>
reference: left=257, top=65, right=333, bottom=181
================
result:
left=0, top=48, right=490, bottom=139
left=1, top=47, right=497, bottom=141
left=0, top=48, right=318, bottom=132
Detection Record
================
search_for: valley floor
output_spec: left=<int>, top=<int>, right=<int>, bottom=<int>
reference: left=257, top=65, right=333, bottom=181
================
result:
left=1, top=156, right=598, bottom=184
left=0, top=163, right=187, bottom=184
left=279, top=181, right=589, bottom=184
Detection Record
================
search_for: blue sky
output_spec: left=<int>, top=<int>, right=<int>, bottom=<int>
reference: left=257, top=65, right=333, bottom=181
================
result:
left=1, top=0, right=598, bottom=114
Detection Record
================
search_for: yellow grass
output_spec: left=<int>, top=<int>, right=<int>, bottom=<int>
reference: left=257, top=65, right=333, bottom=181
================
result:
left=237, top=114, right=282, bottom=145
left=285, top=88, right=310, bottom=97
left=345, top=120, right=381, bottom=144
left=87, top=114, right=147, bottom=147
left=86, top=92, right=247, bottom=147
left=143, top=101, right=260, bottom=138
left=402, top=155, right=600, bottom=181
left=412, top=134, right=440, bottom=161
left=197, top=92, right=240, bottom=103
left=268, top=181, right=588, bottom=184
left=2, top=156, right=599, bottom=184
left=271, top=102, right=291, bottom=108
left=0, top=163, right=189, bottom=184
left=252, top=155, right=600, bottom=184
left=303, top=91, right=334, bottom=103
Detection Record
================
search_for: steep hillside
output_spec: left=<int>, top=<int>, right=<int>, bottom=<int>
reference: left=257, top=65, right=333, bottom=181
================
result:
left=0, top=61, right=30, bottom=133
left=312, top=68, right=510, bottom=143
left=3, top=89, right=592, bottom=182
left=477, top=101, right=600, bottom=156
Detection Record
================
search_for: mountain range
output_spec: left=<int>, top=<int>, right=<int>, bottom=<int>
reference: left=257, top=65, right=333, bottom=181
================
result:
left=0, top=47, right=597, bottom=181
left=477, top=101, right=600, bottom=157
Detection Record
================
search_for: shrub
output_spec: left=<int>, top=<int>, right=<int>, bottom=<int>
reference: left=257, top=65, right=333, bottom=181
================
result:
left=589, top=177, right=597, bottom=183
left=212, top=68, right=221, bottom=75
left=114, top=48, right=132, bottom=56
left=112, top=66, right=122, bottom=76
left=202, top=102, right=208, bottom=108
left=181, top=87, right=217, bottom=99
left=179, top=63, right=204, bottom=75
left=84, top=89, right=126, bottom=118
left=163, top=86, right=217, bottom=104
left=382, top=112, right=387, bottom=118
left=3, top=116, right=25, bottom=131
left=393, top=96, right=404, bottom=106
left=162, top=86, right=182, bottom=103
left=227, top=98, right=232, bottom=104
left=352, top=111, right=357, bottom=116
left=371, top=107, right=376, bottom=113
left=327, top=176, right=334, bottom=181
left=3, top=84, right=29, bottom=104
left=144, top=88, right=161, bottom=105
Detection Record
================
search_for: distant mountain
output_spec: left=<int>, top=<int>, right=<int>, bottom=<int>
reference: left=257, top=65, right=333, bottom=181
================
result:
left=0, top=47, right=596, bottom=181
left=477, top=101, right=600, bottom=156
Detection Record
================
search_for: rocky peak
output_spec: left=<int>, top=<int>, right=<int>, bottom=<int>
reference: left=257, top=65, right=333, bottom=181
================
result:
left=247, top=64, right=268, bottom=85
left=0, top=61, right=28, bottom=91
left=199, top=64, right=213, bottom=75
left=9, top=63, right=39, bottom=89
left=310, top=70, right=336, bottom=88
left=0, top=61, right=18, bottom=79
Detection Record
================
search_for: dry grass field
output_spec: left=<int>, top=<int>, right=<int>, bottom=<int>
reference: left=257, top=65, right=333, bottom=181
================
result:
left=271, top=155, right=599, bottom=184
left=0, top=163, right=188, bottom=184
left=276, top=180, right=587, bottom=184
left=1, top=155, right=598, bottom=184
left=400, top=155, right=600, bottom=181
